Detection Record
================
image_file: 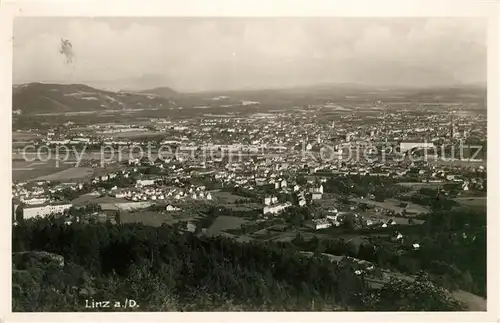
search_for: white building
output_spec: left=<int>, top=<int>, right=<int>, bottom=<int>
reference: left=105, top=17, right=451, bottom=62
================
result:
left=328, top=207, right=338, bottom=214
left=309, top=185, right=324, bottom=194
left=311, top=193, right=322, bottom=200
left=22, top=197, right=49, bottom=205
left=365, top=218, right=378, bottom=226
left=166, top=205, right=181, bottom=212
left=22, top=204, right=73, bottom=220
left=263, top=202, right=292, bottom=215
left=110, top=189, right=130, bottom=199
left=307, top=219, right=332, bottom=230
left=72, top=137, right=91, bottom=143
left=399, top=142, right=434, bottom=153
left=392, top=232, right=404, bottom=241
left=115, top=201, right=152, bottom=211
left=326, top=214, right=339, bottom=221
left=48, top=139, right=70, bottom=145
left=446, top=174, right=456, bottom=181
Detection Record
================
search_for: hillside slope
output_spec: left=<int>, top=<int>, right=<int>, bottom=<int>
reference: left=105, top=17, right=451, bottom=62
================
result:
left=139, top=86, right=178, bottom=98
left=13, top=83, right=176, bottom=114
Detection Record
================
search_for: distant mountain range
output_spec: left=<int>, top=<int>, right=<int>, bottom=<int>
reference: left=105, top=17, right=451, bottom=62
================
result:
left=12, top=82, right=177, bottom=114
left=138, top=86, right=178, bottom=98
left=75, top=73, right=176, bottom=93
left=12, top=81, right=486, bottom=114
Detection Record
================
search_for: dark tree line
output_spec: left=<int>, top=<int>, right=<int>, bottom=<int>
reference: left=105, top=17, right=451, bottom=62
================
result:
left=12, top=216, right=467, bottom=311
left=323, top=175, right=410, bottom=199
left=291, top=208, right=486, bottom=297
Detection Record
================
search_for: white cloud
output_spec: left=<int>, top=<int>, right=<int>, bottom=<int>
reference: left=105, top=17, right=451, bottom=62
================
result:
left=13, top=17, right=486, bottom=91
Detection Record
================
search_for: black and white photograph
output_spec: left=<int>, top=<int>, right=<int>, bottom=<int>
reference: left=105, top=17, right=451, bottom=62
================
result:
left=2, top=1, right=498, bottom=319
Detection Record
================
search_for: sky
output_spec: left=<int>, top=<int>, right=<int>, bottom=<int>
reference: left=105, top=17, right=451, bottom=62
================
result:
left=13, top=17, right=487, bottom=92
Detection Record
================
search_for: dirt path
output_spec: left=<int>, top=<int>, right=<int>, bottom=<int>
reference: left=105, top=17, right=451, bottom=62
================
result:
left=452, top=290, right=487, bottom=311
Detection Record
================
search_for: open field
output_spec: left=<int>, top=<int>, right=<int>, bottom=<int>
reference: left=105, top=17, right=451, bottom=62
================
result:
left=212, top=191, right=245, bottom=204
left=397, top=182, right=443, bottom=189
left=454, top=196, right=487, bottom=206
left=13, top=160, right=74, bottom=182
left=104, top=131, right=160, bottom=138
left=350, top=197, right=429, bottom=215
left=454, top=196, right=487, bottom=212
left=120, top=211, right=175, bottom=227
left=205, top=215, right=249, bottom=237
left=91, top=196, right=129, bottom=210
left=12, top=152, right=123, bottom=182
left=32, top=167, right=94, bottom=181
left=92, top=196, right=128, bottom=204
left=314, top=195, right=340, bottom=209
left=430, top=159, right=486, bottom=167
left=12, top=132, right=40, bottom=140
left=225, top=203, right=262, bottom=211
left=71, top=193, right=101, bottom=206
left=167, top=201, right=214, bottom=216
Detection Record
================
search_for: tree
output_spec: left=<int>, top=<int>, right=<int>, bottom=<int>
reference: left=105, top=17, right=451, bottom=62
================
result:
left=296, top=176, right=307, bottom=186
left=362, top=275, right=466, bottom=311
left=358, top=203, right=369, bottom=212
left=12, top=216, right=479, bottom=312
left=358, top=243, right=377, bottom=262
left=336, top=259, right=366, bottom=305
left=293, top=232, right=304, bottom=246
left=115, top=210, right=121, bottom=225
left=314, top=239, right=326, bottom=257
left=460, top=270, right=474, bottom=293
left=15, top=203, right=25, bottom=222
left=342, top=214, right=357, bottom=231
left=374, top=190, right=385, bottom=202
left=346, top=240, right=360, bottom=257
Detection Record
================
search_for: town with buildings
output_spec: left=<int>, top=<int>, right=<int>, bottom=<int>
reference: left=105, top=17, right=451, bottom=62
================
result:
left=12, top=96, right=487, bottom=236
left=10, top=16, right=489, bottom=312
